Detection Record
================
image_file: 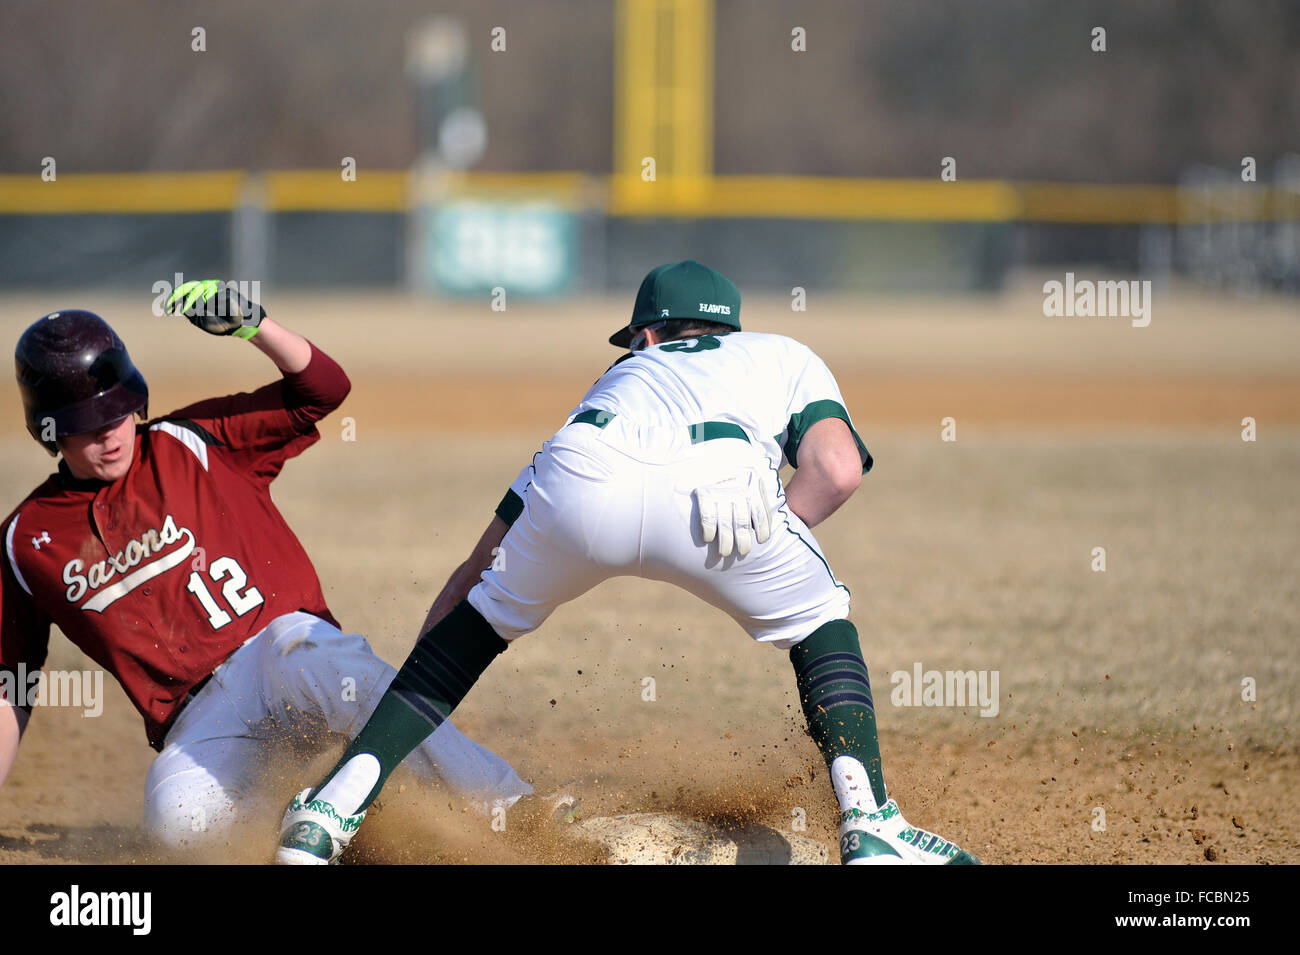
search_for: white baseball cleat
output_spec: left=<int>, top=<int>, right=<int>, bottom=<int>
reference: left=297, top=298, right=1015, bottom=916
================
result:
left=839, top=799, right=980, bottom=865
left=275, top=788, right=366, bottom=865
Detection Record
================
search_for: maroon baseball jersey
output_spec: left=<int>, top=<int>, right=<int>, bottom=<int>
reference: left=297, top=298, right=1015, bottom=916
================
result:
left=1, top=342, right=349, bottom=748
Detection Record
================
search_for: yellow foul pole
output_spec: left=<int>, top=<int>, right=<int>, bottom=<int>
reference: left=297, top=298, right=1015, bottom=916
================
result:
left=614, top=0, right=715, bottom=213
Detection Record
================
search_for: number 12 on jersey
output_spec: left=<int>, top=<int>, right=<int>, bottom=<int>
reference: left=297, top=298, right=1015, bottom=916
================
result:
left=185, top=556, right=264, bottom=629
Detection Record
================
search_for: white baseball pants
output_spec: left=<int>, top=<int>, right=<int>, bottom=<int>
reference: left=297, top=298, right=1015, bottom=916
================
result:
left=143, top=611, right=531, bottom=851
left=468, top=416, right=851, bottom=649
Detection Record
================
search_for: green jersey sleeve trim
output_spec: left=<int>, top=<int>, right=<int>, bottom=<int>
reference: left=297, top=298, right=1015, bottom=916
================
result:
left=781, top=399, right=873, bottom=473
left=495, top=487, right=525, bottom=527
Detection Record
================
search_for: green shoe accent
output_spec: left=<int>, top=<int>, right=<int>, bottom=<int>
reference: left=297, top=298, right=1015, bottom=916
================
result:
left=841, top=801, right=900, bottom=827
left=840, top=829, right=902, bottom=863
left=842, top=800, right=981, bottom=865
left=294, top=791, right=364, bottom=835
left=279, top=820, right=336, bottom=862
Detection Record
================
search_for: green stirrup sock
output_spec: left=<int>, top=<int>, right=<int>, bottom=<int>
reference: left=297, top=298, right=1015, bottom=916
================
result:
left=789, top=619, right=887, bottom=808
left=313, top=600, right=508, bottom=812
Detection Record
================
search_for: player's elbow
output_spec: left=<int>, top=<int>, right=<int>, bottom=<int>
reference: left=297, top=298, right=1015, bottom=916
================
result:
left=829, top=461, right=863, bottom=500
left=817, top=458, right=861, bottom=509
left=307, top=344, right=353, bottom=412
left=331, top=368, right=353, bottom=409
left=320, top=354, right=352, bottom=410
left=797, top=418, right=862, bottom=498
left=804, top=431, right=863, bottom=501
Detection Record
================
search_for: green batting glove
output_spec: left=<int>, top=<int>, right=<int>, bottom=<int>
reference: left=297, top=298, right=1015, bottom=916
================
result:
left=166, top=279, right=266, bottom=339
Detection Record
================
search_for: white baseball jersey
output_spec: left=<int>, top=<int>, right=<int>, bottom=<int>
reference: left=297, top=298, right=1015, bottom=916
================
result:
left=501, top=331, right=870, bottom=503
left=471, top=331, right=871, bottom=650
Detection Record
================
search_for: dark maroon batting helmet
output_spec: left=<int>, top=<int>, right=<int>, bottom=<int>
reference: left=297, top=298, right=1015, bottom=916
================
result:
left=14, top=310, right=149, bottom=455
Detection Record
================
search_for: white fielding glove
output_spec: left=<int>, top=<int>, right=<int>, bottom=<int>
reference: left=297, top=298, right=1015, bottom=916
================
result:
left=693, top=470, right=774, bottom=557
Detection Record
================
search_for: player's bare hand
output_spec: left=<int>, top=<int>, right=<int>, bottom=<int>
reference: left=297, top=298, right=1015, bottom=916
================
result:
left=421, top=569, right=470, bottom=634
left=694, top=470, right=773, bottom=557
left=166, top=280, right=266, bottom=339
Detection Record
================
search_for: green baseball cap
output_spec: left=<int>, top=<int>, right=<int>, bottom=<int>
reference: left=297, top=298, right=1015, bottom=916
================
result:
left=609, top=260, right=742, bottom=348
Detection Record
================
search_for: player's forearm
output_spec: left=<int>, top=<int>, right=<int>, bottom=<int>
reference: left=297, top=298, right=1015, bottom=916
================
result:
left=0, top=701, right=27, bottom=788
left=250, top=317, right=313, bottom=373
left=471, top=516, right=510, bottom=563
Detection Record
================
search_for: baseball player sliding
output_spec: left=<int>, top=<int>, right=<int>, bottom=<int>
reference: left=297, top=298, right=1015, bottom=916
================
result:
left=0, top=283, right=531, bottom=856
left=277, top=260, right=980, bottom=865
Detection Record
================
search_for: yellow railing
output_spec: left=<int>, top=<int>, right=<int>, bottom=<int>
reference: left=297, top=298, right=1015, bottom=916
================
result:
left=0, top=171, right=246, bottom=214
left=0, top=170, right=1295, bottom=223
left=608, top=175, right=1023, bottom=221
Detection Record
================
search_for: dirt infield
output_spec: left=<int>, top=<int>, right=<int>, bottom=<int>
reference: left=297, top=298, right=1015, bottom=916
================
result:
left=0, top=287, right=1296, bottom=864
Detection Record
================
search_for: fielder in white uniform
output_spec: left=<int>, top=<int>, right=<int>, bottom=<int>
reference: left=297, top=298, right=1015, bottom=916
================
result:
left=276, top=261, right=980, bottom=865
